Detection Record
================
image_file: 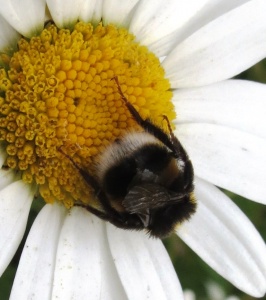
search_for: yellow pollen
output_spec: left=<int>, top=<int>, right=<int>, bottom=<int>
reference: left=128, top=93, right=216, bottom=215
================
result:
left=0, top=22, right=175, bottom=208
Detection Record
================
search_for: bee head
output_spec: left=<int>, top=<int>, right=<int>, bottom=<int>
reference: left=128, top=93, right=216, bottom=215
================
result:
left=123, top=183, right=196, bottom=238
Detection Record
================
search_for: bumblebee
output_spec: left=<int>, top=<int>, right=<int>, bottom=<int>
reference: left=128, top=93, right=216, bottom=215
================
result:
left=67, top=78, right=196, bottom=238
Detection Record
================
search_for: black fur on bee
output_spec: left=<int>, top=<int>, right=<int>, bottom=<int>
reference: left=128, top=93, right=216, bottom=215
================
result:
left=62, top=77, right=196, bottom=238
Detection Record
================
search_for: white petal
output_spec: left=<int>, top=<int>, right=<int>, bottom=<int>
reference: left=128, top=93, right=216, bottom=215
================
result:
left=107, top=225, right=182, bottom=300
left=0, top=146, right=18, bottom=190
left=130, top=0, right=203, bottom=44
left=173, top=80, right=266, bottom=139
left=143, top=237, right=184, bottom=300
left=10, top=204, right=66, bottom=300
left=99, top=225, right=127, bottom=300
left=0, top=15, right=20, bottom=52
left=51, top=207, right=104, bottom=299
left=177, top=178, right=266, bottom=297
left=176, top=123, right=266, bottom=204
left=0, top=168, right=20, bottom=190
left=151, top=0, right=251, bottom=56
left=163, top=0, right=266, bottom=88
left=78, top=0, right=103, bottom=25
left=130, top=0, right=210, bottom=54
left=0, top=181, right=35, bottom=276
left=0, top=0, right=46, bottom=37
left=102, top=0, right=139, bottom=27
left=46, top=0, right=83, bottom=28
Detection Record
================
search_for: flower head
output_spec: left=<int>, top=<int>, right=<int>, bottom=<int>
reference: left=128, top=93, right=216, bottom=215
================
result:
left=0, top=0, right=266, bottom=299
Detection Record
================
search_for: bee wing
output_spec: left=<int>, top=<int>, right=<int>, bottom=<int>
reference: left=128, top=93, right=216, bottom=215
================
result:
left=123, top=183, right=185, bottom=214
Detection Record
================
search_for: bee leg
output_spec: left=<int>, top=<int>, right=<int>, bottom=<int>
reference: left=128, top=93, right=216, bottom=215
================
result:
left=58, top=148, right=126, bottom=223
left=77, top=171, right=132, bottom=227
left=113, top=77, right=194, bottom=193
left=77, top=200, right=141, bottom=230
left=74, top=167, right=125, bottom=223
left=113, top=76, right=175, bottom=151
left=113, top=76, right=191, bottom=165
left=63, top=162, right=145, bottom=230
left=162, top=115, right=194, bottom=191
left=58, top=147, right=99, bottom=190
left=162, top=115, right=176, bottom=142
left=162, top=115, right=189, bottom=160
left=75, top=202, right=112, bottom=221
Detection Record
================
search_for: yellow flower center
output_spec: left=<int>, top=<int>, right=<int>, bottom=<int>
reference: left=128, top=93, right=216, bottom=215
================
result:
left=0, top=22, right=174, bottom=208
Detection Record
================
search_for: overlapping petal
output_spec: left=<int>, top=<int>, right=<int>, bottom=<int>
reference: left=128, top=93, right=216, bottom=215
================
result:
left=78, top=0, right=103, bottom=25
left=46, top=0, right=84, bottom=28
left=0, top=168, right=20, bottom=190
left=0, top=181, right=35, bottom=276
left=163, top=0, right=266, bottom=88
left=98, top=233, right=128, bottom=299
left=51, top=207, right=105, bottom=299
left=0, top=0, right=45, bottom=37
left=102, top=0, right=139, bottom=28
left=173, top=80, right=266, bottom=139
left=176, top=123, right=266, bottom=203
left=0, top=15, right=20, bottom=52
left=142, top=236, right=184, bottom=300
left=177, top=178, right=266, bottom=297
left=129, top=0, right=206, bottom=48
left=107, top=225, right=184, bottom=300
left=147, top=0, right=251, bottom=56
left=10, top=204, right=66, bottom=300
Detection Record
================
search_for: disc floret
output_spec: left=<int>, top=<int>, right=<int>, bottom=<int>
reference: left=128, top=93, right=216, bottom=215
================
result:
left=0, top=22, right=174, bottom=207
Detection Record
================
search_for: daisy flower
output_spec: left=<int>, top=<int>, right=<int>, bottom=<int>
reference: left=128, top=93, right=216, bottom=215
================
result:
left=0, top=0, right=266, bottom=299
